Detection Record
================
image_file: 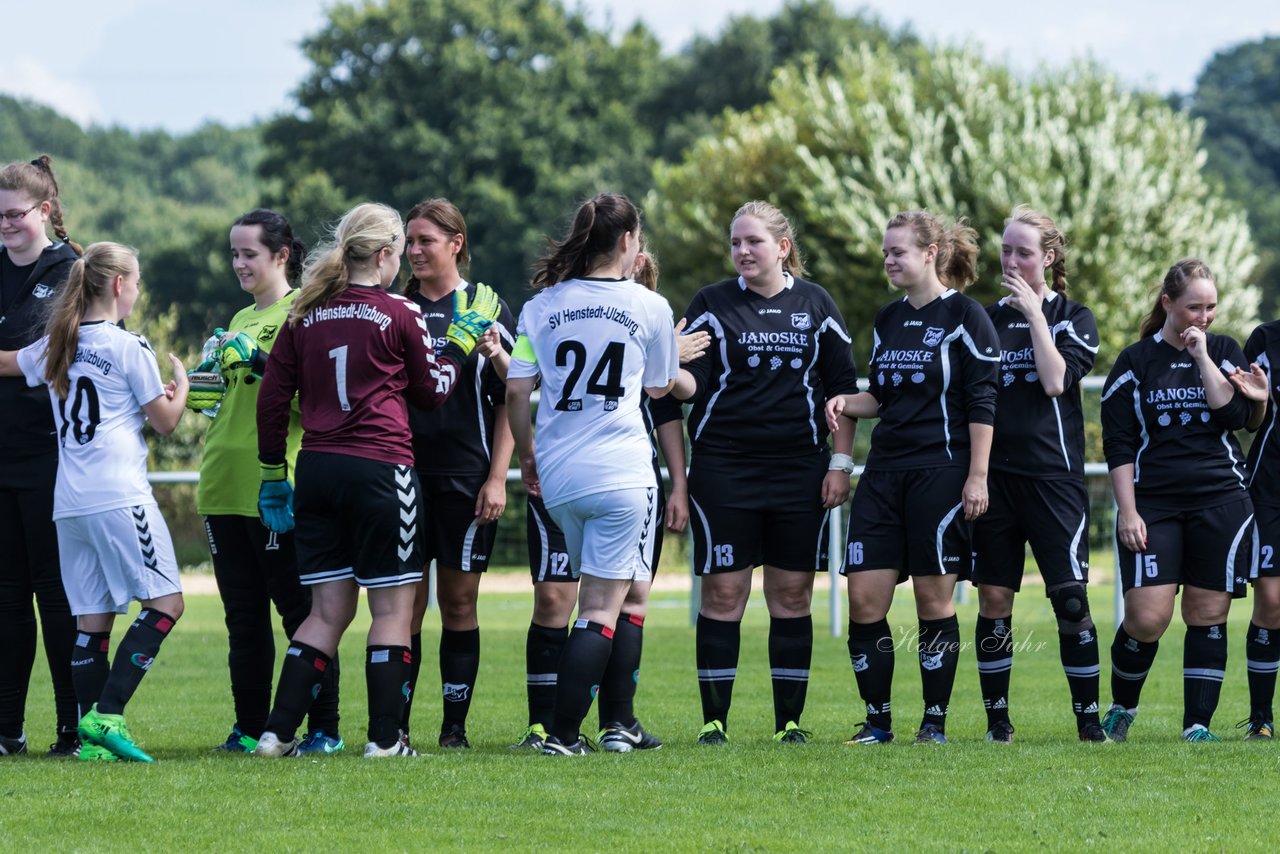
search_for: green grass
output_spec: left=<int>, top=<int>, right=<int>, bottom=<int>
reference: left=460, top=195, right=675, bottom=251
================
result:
left=1, top=579, right=1274, bottom=852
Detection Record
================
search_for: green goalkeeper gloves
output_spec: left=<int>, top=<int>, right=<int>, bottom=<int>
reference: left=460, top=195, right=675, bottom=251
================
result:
left=445, top=283, right=501, bottom=357
left=185, top=359, right=226, bottom=416
left=214, top=328, right=264, bottom=378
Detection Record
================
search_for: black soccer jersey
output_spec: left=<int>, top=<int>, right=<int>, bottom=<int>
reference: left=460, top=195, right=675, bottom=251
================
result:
left=864, top=290, right=1000, bottom=470
left=1101, top=331, right=1251, bottom=510
left=408, top=284, right=516, bottom=476
left=682, top=275, right=858, bottom=458
left=1243, top=321, right=1280, bottom=504
left=987, top=293, right=1099, bottom=477
left=641, top=391, right=683, bottom=464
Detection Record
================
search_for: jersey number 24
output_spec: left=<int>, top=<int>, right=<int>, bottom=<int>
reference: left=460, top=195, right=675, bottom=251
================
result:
left=554, top=339, right=625, bottom=412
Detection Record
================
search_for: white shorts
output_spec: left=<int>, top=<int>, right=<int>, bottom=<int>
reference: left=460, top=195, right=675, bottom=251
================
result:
left=56, top=504, right=183, bottom=615
left=546, top=487, right=658, bottom=582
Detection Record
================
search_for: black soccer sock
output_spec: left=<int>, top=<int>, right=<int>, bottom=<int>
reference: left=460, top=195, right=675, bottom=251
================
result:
left=769, top=615, right=812, bottom=731
left=1183, top=623, right=1228, bottom=730
left=847, top=618, right=894, bottom=731
left=440, top=627, right=480, bottom=729
left=550, top=620, right=613, bottom=743
left=1247, top=622, right=1280, bottom=721
left=526, top=622, right=568, bottom=729
left=918, top=615, right=960, bottom=730
left=306, top=649, right=341, bottom=738
left=696, top=614, right=740, bottom=727
left=96, top=609, right=177, bottom=716
left=70, top=631, right=111, bottom=718
left=264, top=642, right=331, bottom=741
left=0, top=604, right=37, bottom=739
left=598, top=613, right=644, bottom=727
left=1109, top=625, right=1158, bottom=711
left=1059, top=623, right=1102, bottom=726
left=399, top=632, right=423, bottom=734
left=975, top=615, right=1014, bottom=726
left=366, top=645, right=412, bottom=748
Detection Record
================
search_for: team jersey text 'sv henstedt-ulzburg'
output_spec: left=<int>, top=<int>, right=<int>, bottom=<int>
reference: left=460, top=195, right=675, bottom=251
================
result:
left=257, top=285, right=464, bottom=468
left=681, top=276, right=858, bottom=458
left=407, top=282, right=516, bottom=476
left=508, top=277, right=680, bottom=508
left=1244, top=321, right=1280, bottom=505
left=1101, top=331, right=1251, bottom=511
left=864, top=290, right=1000, bottom=470
left=16, top=321, right=166, bottom=519
left=987, top=292, right=1099, bottom=477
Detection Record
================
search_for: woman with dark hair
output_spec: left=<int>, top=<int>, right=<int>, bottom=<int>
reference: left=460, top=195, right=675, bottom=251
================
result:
left=252, top=203, right=500, bottom=759
left=676, top=200, right=858, bottom=746
left=826, top=210, right=1000, bottom=746
left=198, top=209, right=342, bottom=755
left=506, top=192, right=680, bottom=755
left=0, top=155, right=82, bottom=757
left=1099, top=258, right=1255, bottom=743
left=971, top=206, right=1104, bottom=743
left=397, top=198, right=515, bottom=750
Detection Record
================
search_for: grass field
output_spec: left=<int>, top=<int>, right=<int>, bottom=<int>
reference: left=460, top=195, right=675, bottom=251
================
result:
left=1, top=572, right=1274, bottom=852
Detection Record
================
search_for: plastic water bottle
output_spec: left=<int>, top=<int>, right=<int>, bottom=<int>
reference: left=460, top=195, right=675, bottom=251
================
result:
left=199, top=334, right=223, bottom=418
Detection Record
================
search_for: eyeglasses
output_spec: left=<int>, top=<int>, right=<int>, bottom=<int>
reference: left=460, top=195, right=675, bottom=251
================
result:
left=0, top=204, right=38, bottom=223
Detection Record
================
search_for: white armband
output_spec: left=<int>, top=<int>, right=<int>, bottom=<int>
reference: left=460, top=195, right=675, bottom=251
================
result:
left=828, top=453, right=855, bottom=474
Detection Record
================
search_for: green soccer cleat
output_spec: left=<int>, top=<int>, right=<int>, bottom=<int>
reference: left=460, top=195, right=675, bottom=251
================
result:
left=79, top=743, right=119, bottom=762
left=1182, top=724, right=1222, bottom=743
left=78, top=705, right=153, bottom=763
left=510, top=723, right=548, bottom=750
left=773, top=721, right=812, bottom=744
left=697, top=720, right=728, bottom=745
left=1100, top=705, right=1135, bottom=743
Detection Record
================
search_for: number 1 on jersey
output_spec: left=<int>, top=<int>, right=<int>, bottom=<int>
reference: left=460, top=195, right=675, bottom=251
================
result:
left=329, top=345, right=351, bottom=411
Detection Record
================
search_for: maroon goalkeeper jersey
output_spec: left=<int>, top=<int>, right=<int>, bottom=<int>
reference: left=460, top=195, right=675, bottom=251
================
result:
left=258, top=284, right=462, bottom=467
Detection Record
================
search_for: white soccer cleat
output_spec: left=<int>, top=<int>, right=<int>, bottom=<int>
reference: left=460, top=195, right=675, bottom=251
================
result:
left=363, top=730, right=417, bottom=758
left=253, top=731, right=300, bottom=757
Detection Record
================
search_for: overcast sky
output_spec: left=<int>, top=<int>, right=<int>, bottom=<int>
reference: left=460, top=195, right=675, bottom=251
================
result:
left=3, top=1, right=1278, bottom=133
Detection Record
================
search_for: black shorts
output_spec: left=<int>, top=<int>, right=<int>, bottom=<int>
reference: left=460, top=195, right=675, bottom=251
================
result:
left=843, top=467, right=971, bottom=578
left=971, top=473, right=1090, bottom=591
left=688, top=452, right=829, bottom=575
left=527, top=470, right=668, bottom=583
left=1116, top=496, right=1257, bottom=594
left=1253, top=502, right=1280, bottom=580
left=294, top=450, right=424, bottom=589
left=417, top=472, right=497, bottom=573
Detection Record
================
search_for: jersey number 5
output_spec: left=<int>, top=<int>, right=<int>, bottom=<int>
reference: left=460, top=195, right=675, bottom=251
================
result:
left=554, top=340, right=625, bottom=412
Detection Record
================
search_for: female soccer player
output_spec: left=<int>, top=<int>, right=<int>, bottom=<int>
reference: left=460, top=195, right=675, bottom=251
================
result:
left=252, top=203, right=500, bottom=759
left=826, top=210, right=999, bottom=745
left=971, top=207, right=1104, bottom=743
left=1, top=242, right=190, bottom=762
left=198, top=210, right=341, bottom=754
left=676, top=200, right=858, bottom=745
left=1229, top=322, right=1280, bottom=739
left=398, top=198, right=515, bottom=750
left=506, top=192, right=680, bottom=755
left=0, top=156, right=81, bottom=757
left=1100, top=259, right=1254, bottom=742
left=503, top=243, right=697, bottom=752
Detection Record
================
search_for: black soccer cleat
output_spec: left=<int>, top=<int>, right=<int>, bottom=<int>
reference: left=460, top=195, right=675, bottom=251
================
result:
left=984, top=720, right=1015, bottom=744
left=541, top=735, right=592, bottom=756
left=599, top=719, right=663, bottom=752
left=439, top=723, right=471, bottom=749
left=1078, top=721, right=1108, bottom=743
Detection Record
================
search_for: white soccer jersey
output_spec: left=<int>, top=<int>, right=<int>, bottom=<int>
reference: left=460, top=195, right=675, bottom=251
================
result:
left=17, top=321, right=165, bottom=519
left=509, top=277, right=679, bottom=508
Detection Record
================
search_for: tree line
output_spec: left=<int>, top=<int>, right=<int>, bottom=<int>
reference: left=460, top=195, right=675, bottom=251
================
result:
left=2, top=0, right=1275, bottom=369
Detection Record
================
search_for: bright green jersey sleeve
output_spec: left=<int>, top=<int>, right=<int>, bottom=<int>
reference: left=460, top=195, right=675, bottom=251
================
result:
left=196, top=291, right=303, bottom=516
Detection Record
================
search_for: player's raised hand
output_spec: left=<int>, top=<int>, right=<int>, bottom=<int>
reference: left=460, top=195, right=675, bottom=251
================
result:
left=676, top=318, right=710, bottom=364
left=446, top=282, right=502, bottom=356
